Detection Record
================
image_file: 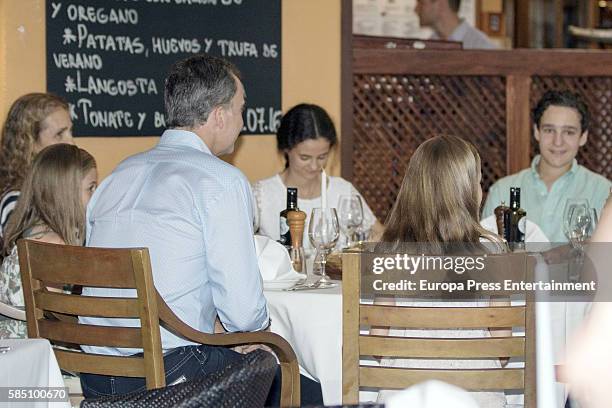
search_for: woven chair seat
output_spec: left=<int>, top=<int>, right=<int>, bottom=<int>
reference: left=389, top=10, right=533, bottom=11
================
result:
left=80, top=349, right=277, bottom=408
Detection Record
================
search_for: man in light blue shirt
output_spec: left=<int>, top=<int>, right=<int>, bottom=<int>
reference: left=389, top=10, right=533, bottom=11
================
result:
left=483, top=90, right=611, bottom=242
left=79, top=54, right=275, bottom=398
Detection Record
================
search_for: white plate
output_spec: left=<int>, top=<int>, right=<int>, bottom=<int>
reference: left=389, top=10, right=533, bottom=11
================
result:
left=263, top=279, right=304, bottom=290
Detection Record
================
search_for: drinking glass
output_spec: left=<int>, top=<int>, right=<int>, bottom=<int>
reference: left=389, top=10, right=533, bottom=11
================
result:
left=308, top=208, right=340, bottom=288
left=566, top=205, right=595, bottom=250
left=337, top=195, right=364, bottom=248
left=566, top=205, right=597, bottom=282
left=563, top=198, right=590, bottom=242
left=289, top=246, right=306, bottom=275
left=354, top=226, right=371, bottom=245
left=590, top=207, right=598, bottom=232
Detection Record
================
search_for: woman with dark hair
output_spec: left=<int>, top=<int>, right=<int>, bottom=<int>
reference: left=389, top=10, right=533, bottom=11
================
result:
left=0, top=93, right=74, bottom=237
left=252, top=103, right=383, bottom=252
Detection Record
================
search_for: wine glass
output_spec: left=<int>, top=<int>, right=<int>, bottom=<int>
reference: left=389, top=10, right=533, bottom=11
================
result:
left=289, top=246, right=306, bottom=275
left=563, top=199, right=590, bottom=242
left=566, top=205, right=595, bottom=250
left=354, top=226, right=371, bottom=245
left=308, top=208, right=340, bottom=288
left=589, top=208, right=598, bottom=232
left=566, top=206, right=597, bottom=282
left=337, top=195, right=364, bottom=248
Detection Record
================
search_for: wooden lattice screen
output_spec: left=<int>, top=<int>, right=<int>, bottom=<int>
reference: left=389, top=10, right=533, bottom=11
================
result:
left=343, top=49, right=612, bottom=222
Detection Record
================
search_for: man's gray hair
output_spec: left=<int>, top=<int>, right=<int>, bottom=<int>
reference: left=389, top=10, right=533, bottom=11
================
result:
left=164, top=54, right=240, bottom=128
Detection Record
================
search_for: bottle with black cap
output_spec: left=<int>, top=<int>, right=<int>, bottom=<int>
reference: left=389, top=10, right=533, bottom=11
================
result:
left=507, top=187, right=526, bottom=250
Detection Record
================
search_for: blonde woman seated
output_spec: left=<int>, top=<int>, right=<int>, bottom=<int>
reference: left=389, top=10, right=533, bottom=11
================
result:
left=0, top=144, right=97, bottom=338
left=377, top=135, right=508, bottom=407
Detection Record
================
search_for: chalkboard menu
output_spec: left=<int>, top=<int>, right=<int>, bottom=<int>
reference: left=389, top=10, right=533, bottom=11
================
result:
left=46, top=0, right=281, bottom=136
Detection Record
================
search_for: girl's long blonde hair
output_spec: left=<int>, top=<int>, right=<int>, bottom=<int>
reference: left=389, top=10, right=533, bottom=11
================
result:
left=2, top=144, right=96, bottom=255
left=382, top=135, right=502, bottom=251
left=0, top=93, right=69, bottom=194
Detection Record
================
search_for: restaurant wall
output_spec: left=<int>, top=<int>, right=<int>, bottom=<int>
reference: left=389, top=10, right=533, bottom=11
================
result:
left=0, top=0, right=342, bottom=181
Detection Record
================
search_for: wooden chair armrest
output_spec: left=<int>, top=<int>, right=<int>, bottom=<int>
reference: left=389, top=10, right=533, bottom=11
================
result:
left=156, top=294, right=297, bottom=363
left=157, top=293, right=301, bottom=407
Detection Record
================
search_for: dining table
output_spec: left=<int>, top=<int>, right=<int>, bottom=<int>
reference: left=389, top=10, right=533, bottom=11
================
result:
left=0, top=338, right=70, bottom=408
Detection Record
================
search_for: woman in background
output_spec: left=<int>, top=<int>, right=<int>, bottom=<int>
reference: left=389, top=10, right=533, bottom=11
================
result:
left=378, top=135, right=507, bottom=407
left=0, top=144, right=97, bottom=338
left=0, top=93, right=74, bottom=237
left=253, top=103, right=383, bottom=252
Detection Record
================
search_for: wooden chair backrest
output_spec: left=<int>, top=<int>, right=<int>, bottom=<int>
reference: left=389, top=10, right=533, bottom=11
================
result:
left=342, top=251, right=536, bottom=406
left=18, top=239, right=165, bottom=389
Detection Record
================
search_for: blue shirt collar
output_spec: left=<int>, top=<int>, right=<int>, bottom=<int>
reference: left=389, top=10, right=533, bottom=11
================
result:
left=158, top=129, right=213, bottom=155
left=530, top=154, right=579, bottom=180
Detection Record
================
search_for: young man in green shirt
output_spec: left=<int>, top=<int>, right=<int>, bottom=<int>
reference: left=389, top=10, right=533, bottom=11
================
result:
left=482, top=90, right=611, bottom=242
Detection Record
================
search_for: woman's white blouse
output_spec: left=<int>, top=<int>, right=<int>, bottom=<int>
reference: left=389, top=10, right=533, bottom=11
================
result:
left=252, top=174, right=377, bottom=252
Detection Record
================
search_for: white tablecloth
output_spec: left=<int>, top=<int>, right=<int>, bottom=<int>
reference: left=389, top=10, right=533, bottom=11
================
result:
left=0, top=338, right=70, bottom=408
left=265, top=285, right=344, bottom=405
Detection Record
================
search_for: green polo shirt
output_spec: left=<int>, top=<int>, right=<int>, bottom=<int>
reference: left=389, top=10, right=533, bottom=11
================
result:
left=482, top=155, right=611, bottom=243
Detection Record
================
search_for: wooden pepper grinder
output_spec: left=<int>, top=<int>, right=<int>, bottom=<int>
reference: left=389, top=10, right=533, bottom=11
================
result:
left=287, top=209, right=307, bottom=272
left=494, top=201, right=509, bottom=238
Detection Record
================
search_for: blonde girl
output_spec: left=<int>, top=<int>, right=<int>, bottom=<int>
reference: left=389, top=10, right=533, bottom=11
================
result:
left=0, top=144, right=97, bottom=338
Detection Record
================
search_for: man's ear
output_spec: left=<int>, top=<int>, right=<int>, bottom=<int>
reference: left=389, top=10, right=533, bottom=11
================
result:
left=579, top=130, right=588, bottom=147
left=211, top=105, right=224, bottom=130
left=533, top=124, right=541, bottom=142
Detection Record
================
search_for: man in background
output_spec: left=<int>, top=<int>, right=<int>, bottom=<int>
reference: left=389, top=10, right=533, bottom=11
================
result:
left=415, top=0, right=497, bottom=49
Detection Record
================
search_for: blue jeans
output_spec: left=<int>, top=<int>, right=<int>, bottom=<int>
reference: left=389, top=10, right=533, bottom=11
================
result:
left=80, top=345, right=242, bottom=398
left=80, top=345, right=323, bottom=406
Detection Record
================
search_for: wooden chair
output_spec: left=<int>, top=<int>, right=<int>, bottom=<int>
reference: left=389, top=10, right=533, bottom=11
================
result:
left=18, top=239, right=300, bottom=407
left=341, top=251, right=536, bottom=406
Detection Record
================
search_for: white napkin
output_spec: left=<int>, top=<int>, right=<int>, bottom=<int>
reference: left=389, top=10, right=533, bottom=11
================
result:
left=254, top=235, right=305, bottom=281
left=384, top=380, right=479, bottom=408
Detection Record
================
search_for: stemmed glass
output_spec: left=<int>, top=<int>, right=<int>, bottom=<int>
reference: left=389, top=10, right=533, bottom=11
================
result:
left=564, top=199, right=597, bottom=282
left=566, top=206, right=597, bottom=250
left=563, top=199, right=590, bottom=243
left=337, top=195, right=364, bottom=248
left=308, top=208, right=340, bottom=288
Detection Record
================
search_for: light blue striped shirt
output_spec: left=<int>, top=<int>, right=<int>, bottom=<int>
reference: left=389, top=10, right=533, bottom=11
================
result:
left=482, top=155, right=611, bottom=243
left=80, top=129, right=269, bottom=356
